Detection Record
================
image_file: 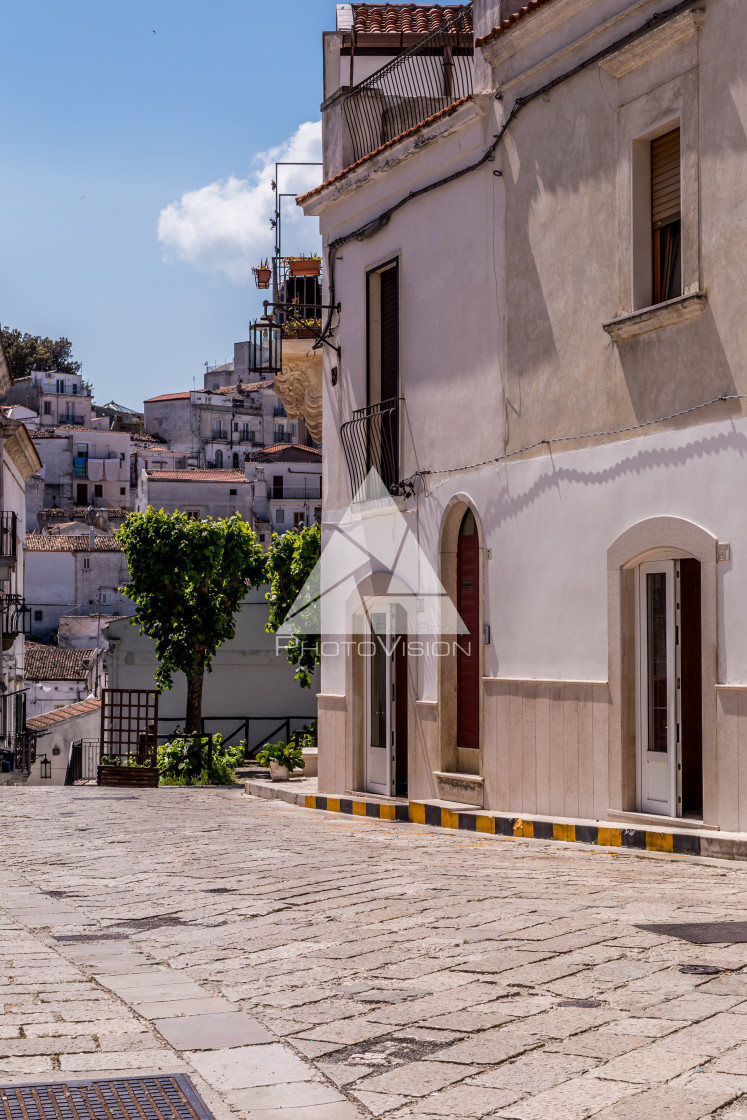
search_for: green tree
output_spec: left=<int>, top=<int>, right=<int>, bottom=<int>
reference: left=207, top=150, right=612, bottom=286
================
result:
left=265, top=522, right=321, bottom=688
left=118, top=510, right=266, bottom=733
left=1, top=327, right=82, bottom=380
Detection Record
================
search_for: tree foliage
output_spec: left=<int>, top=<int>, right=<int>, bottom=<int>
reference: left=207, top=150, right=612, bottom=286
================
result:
left=1, top=327, right=82, bottom=380
left=117, top=509, right=266, bottom=731
left=265, top=522, right=321, bottom=688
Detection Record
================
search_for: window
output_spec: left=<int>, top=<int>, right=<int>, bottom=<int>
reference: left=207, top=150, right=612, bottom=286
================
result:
left=293, top=511, right=306, bottom=529
left=101, top=590, right=113, bottom=605
left=259, top=533, right=266, bottom=542
left=82, top=557, right=91, bottom=570
left=186, top=510, right=200, bottom=520
left=34, top=610, right=42, bottom=622
left=651, top=128, right=681, bottom=304
left=276, top=508, right=285, bottom=524
left=56, top=379, right=64, bottom=394
left=229, top=488, right=237, bottom=496
left=94, top=484, right=103, bottom=498
left=272, top=475, right=284, bottom=499
left=366, top=259, right=400, bottom=490
left=72, top=383, right=78, bottom=395
left=44, top=401, right=51, bottom=415
left=120, top=487, right=126, bottom=496
left=214, top=449, right=224, bottom=468
left=213, top=420, right=224, bottom=438
left=233, top=422, right=239, bottom=432
left=241, top=424, right=250, bottom=441
left=314, top=506, right=322, bottom=524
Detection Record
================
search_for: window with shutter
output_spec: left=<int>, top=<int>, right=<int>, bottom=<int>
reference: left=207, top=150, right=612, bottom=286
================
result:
left=365, top=260, right=400, bottom=491
left=651, top=128, right=681, bottom=304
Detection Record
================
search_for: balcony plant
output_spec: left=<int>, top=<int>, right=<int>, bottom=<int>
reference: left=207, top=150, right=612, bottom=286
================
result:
left=286, top=253, right=321, bottom=278
left=255, top=739, right=305, bottom=781
left=253, top=258, right=271, bottom=289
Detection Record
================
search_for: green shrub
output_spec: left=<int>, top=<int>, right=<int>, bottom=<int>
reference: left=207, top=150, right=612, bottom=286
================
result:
left=157, top=734, right=245, bottom=786
left=255, top=739, right=305, bottom=772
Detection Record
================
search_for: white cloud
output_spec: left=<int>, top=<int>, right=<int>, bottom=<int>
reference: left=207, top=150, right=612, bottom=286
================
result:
left=157, top=120, right=322, bottom=284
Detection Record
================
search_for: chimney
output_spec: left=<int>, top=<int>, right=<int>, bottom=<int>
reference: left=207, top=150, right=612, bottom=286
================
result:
left=89, top=527, right=95, bottom=551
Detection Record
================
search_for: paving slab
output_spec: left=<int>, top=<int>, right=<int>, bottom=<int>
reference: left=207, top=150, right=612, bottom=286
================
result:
left=154, top=1012, right=273, bottom=1050
left=187, top=1043, right=316, bottom=1090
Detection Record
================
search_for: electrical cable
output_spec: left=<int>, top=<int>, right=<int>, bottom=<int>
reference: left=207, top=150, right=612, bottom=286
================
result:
left=398, top=394, right=747, bottom=489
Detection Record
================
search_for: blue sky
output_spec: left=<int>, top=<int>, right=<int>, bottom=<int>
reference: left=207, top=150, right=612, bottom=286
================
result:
left=0, top=0, right=328, bottom=406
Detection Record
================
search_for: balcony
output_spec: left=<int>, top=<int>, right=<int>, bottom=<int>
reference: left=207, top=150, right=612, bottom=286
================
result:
left=0, top=513, right=17, bottom=580
left=0, top=594, right=31, bottom=649
left=274, top=487, right=322, bottom=501
left=61, top=414, right=85, bottom=426
left=341, top=8, right=473, bottom=165
left=340, top=398, right=401, bottom=497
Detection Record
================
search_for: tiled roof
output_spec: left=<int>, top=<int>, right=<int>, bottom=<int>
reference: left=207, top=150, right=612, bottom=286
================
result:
left=144, top=392, right=191, bottom=403
left=253, top=443, right=321, bottom=457
left=352, top=4, right=472, bottom=33
left=145, top=469, right=248, bottom=482
left=25, top=533, right=124, bottom=552
left=27, top=697, right=101, bottom=731
left=475, top=0, right=554, bottom=47
left=24, top=644, right=97, bottom=682
left=41, top=507, right=128, bottom=518
left=297, top=96, right=472, bottom=205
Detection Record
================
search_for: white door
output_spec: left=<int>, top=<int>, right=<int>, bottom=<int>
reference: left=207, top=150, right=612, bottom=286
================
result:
left=637, top=561, right=678, bottom=815
left=365, top=607, right=395, bottom=796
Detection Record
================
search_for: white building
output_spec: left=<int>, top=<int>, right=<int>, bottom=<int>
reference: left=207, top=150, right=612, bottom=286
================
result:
left=25, top=532, right=131, bottom=642
left=24, top=644, right=104, bottom=718
left=25, top=698, right=102, bottom=786
left=293, top=0, right=747, bottom=838
left=31, top=425, right=131, bottom=510
left=136, top=468, right=254, bottom=522
left=245, top=444, right=323, bottom=539
left=3, top=369, right=93, bottom=428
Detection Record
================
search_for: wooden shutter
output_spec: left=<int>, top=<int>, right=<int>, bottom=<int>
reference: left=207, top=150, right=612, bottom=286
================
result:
left=379, top=265, right=399, bottom=403
left=651, top=128, right=680, bottom=229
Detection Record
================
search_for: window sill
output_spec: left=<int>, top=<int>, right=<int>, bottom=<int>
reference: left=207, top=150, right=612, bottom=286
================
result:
left=603, top=291, right=707, bottom=342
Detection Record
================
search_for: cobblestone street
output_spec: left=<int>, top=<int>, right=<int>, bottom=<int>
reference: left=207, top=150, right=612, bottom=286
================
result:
left=3, top=789, right=747, bottom=1119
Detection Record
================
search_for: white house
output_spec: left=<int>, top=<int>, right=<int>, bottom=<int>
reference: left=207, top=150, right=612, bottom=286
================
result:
left=137, top=468, right=255, bottom=522
left=24, top=643, right=104, bottom=718
left=25, top=532, right=131, bottom=641
left=294, top=0, right=747, bottom=836
left=26, top=697, right=101, bottom=785
left=3, top=369, right=93, bottom=428
left=31, top=425, right=131, bottom=510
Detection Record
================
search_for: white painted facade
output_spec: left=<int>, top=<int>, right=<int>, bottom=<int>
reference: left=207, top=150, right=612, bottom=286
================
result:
left=25, top=538, right=132, bottom=642
left=32, top=426, right=131, bottom=510
left=299, top=0, right=747, bottom=833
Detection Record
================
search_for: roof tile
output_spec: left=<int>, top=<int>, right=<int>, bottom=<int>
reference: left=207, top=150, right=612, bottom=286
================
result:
left=352, top=4, right=472, bottom=34
left=26, top=697, right=101, bottom=730
left=475, top=0, right=555, bottom=47
left=144, top=392, right=191, bottom=403
left=24, top=644, right=98, bottom=682
left=25, top=533, right=124, bottom=552
left=145, top=469, right=248, bottom=482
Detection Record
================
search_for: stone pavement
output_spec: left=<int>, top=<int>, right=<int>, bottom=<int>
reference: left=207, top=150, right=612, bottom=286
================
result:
left=2, top=790, right=747, bottom=1119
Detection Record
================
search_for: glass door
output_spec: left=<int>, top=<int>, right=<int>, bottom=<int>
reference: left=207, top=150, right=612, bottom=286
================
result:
left=637, top=561, right=677, bottom=815
left=365, top=607, right=394, bottom=796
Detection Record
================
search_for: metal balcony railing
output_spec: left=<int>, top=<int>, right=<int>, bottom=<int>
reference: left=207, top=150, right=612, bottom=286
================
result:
left=12, top=732, right=36, bottom=776
left=342, top=6, right=473, bottom=165
left=340, top=397, right=401, bottom=497
left=0, top=513, right=17, bottom=561
left=61, top=414, right=85, bottom=426
left=276, top=487, right=322, bottom=501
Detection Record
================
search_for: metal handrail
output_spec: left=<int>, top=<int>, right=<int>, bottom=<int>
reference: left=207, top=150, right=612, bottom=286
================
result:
left=342, top=6, right=473, bottom=165
left=340, top=397, right=401, bottom=497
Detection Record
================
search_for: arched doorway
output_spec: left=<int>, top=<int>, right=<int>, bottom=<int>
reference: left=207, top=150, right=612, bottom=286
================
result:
left=214, top=449, right=223, bottom=468
left=457, top=509, right=479, bottom=752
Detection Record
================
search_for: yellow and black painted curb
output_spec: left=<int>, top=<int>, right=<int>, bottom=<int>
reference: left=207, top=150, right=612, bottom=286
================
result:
left=295, top=792, right=742, bottom=859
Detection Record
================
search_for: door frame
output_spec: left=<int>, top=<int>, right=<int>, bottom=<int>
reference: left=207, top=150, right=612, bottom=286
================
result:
left=635, top=559, right=678, bottom=816
left=364, top=603, right=396, bottom=796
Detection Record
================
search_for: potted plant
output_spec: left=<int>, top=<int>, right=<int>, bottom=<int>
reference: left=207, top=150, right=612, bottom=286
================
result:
left=255, top=740, right=305, bottom=780
left=253, top=258, right=271, bottom=289
left=287, top=253, right=321, bottom=278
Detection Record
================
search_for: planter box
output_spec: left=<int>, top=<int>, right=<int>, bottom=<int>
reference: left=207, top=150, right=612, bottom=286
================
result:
left=97, top=765, right=160, bottom=788
left=253, top=267, right=271, bottom=289
left=287, top=259, right=321, bottom=278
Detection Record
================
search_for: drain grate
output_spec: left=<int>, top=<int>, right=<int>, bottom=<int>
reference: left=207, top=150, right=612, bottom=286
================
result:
left=637, top=921, right=747, bottom=944
left=0, top=1076, right=214, bottom=1120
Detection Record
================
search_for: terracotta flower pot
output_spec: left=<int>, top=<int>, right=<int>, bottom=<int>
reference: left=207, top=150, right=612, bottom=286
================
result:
left=253, top=267, right=271, bottom=289
left=287, top=258, right=321, bottom=278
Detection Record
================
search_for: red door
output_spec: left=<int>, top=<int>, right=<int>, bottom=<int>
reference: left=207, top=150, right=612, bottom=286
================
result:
left=457, top=511, right=479, bottom=749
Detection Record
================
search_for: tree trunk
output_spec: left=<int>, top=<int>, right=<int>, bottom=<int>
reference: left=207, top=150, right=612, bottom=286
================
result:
left=185, top=647, right=205, bottom=735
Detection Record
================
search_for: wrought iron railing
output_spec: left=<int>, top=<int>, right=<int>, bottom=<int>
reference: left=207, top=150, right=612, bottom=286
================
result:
left=0, top=513, right=17, bottom=560
left=1, top=594, right=31, bottom=638
left=278, top=487, right=322, bottom=501
left=342, top=7, right=473, bottom=165
left=157, top=717, right=313, bottom=759
left=12, top=732, right=36, bottom=776
left=340, top=397, right=401, bottom=497
left=66, top=738, right=101, bottom=784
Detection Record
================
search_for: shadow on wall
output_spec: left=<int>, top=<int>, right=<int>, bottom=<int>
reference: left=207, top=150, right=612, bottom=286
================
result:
left=479, top=423, right=747, bottom=531
left=616, top=305, right=738, bottom=424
